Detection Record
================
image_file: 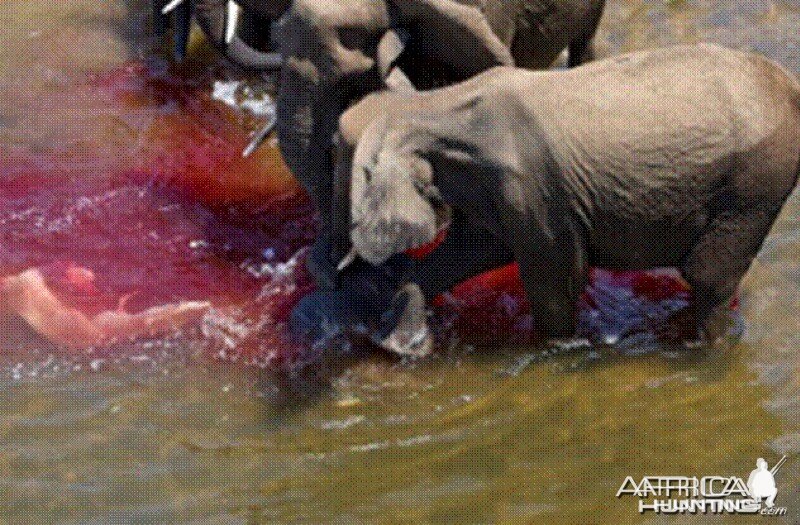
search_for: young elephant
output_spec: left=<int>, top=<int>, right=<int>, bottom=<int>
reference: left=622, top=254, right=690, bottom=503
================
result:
left=338, top=44, right=800, bottom=343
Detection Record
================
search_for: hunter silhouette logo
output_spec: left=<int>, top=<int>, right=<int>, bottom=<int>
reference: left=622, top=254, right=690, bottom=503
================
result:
left=747, top=457, right=785, bottom=512
left=617, top=456, right=788, bottom=515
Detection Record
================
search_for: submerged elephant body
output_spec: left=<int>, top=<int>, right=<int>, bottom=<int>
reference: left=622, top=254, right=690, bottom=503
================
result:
left=339, top=44, right=800, bottom=340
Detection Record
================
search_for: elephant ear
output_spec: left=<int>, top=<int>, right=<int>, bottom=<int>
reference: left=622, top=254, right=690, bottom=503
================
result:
left=392, top=0, right=514, bottom=77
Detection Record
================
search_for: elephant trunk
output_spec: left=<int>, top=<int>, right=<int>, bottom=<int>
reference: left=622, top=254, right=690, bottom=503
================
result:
left=275, top=6, right=385, bottom=233
left=194, top=0, right=282, bottom=70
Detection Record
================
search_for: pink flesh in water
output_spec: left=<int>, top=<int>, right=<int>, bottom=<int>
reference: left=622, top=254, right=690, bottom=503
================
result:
left=0, top=62, right=731, bottom=366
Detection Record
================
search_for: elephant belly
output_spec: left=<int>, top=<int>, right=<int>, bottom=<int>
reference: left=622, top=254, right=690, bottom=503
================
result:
left=587, top=213, right=708, bottom=271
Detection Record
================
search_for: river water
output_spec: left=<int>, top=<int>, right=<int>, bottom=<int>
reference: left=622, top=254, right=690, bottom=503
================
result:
left=0, top=1, right=799, bottom=523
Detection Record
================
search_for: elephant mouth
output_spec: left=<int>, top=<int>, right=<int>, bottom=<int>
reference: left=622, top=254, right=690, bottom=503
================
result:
left=349, top=190, right=451, bottom=268
left=428, top=193, right=453, bottom=234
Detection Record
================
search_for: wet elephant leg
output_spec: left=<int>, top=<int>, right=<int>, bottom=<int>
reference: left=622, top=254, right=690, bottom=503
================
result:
left=411, top=211, right=515, bottom=301
left=679, top=203, right=786, bottom=336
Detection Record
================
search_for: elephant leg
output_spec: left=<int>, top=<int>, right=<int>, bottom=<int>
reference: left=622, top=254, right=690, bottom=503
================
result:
left=567, top=38, right=594, bottom=68
left=519, top=249, right=588, bottom=339
left=679, top=204, right=784, bottom=335
left=173, top=0, right=193, bottom=61
left=509, top=214, right=589, bottom=339
left=152, top=0, right=169, bottom=39
left=411, top=211, right=514, bottom=301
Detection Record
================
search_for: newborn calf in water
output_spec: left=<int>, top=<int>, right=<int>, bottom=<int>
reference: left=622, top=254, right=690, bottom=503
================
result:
left=295, top=44, right=800, bottom=354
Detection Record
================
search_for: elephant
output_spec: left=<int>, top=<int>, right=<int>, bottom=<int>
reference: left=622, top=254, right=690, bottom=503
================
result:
left=270, top=0, right=602, bottom=268
left=152, top=0, right=286, bottom=67
left=314, top=44, right=800, bottom=351
left=151, top=0, right=605, bottom=263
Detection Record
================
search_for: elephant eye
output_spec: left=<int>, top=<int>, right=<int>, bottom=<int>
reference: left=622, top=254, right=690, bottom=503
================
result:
left=363, top=166, right=373, bottom=183
left=413, top=179, right=430, bottom=196
left=414, top=180, right=442, bottom=204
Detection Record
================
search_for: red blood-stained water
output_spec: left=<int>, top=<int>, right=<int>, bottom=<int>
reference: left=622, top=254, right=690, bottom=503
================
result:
left=1, top=62, right=312, bottom=365
left=0, top=62, right=724, bottom=367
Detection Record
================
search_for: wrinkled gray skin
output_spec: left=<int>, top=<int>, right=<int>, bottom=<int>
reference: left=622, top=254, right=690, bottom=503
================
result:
left=340, top=44, right=800, bottom=342
left=152, top=0, right=287, bottom=67
left=277, top=0, right=605, bottom=284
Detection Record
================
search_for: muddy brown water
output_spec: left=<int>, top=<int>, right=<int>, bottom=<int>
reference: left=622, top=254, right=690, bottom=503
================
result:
left=1, top=1, right=799, bottom=523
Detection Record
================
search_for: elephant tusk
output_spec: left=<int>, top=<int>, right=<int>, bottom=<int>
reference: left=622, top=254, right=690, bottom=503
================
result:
left=225, top=0, right=241, bottom=45
left=384, top=66, right=416, bottom=92
left=242, top=113, right=277, bottom=157
left=161, top=0, right=184, bottom=15
left=377, top=29, right=408, bottom=79
left=336, top=247, right=359, bottom=272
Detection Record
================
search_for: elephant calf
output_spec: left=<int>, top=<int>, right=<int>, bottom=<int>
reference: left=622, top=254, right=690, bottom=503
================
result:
left=333, top=44, right=800, bottom=348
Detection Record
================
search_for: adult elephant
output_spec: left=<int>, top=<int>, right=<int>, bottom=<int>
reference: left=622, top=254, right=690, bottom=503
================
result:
left=279, top=0, right=606, bottom=353
left=304, top=45, right=800, bottom=354
left=151, top=0, right=607, bottom=352
left=275, top=0, right=605, bottom=285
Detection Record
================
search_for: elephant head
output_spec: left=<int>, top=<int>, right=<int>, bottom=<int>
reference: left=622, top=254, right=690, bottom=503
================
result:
left=153, top=0, right=285, bottom=68
left=275, top=0, right=511, bottom=234
left=347, top=116, right=451, bottom=267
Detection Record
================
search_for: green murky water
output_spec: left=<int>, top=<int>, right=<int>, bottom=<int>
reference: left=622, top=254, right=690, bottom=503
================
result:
left=1, top=1, right=799, bottom=523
